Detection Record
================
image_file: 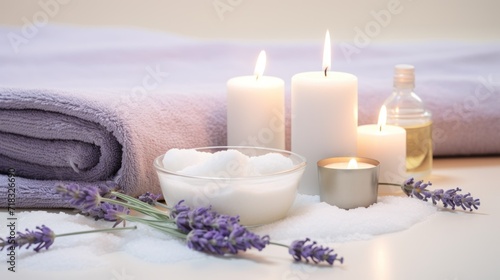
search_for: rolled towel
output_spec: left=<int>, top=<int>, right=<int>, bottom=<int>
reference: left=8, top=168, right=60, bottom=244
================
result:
left=0, top=87, right=226, bottom=208
left=0, top=104, right=120, bottom=181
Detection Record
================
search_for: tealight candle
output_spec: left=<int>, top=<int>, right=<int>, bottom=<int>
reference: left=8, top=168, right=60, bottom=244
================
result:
left=326, top=158, right=375, bottom=169
left=317, top=157, right=380, bottom=209
left=227, top=51, right=285, bottom=149
left=357, top=106, right=407, bottom=186
left=292, top=31, right=358, bottom=195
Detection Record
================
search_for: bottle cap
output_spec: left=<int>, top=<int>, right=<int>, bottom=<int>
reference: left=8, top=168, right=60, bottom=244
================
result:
left=394, top=64, right=415, bottom=88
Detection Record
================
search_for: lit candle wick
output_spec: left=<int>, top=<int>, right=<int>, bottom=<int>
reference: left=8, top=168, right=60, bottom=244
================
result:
left=377, top=105, right=387, bottom=133
left=254, top=50, right=266, bottom=82
left=347, top=158, right=358, bottom=169
left=322, top=30, right=331, bottom=78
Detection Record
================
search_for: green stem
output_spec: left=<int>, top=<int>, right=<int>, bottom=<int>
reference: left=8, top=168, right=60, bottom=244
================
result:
left=154, top=201, right=171, bottom=210
left=122, top=215, right=187, bottom=239
left=379, top=182, right=412, bottom=196
left=55, top=226, right=137, bottom=238
left=269, top=241, right=289, bottom=249
left=378, top=182, right=402, bottom=187
left=111, top=192, right=171, bottom=217
left=101, top=197, right=171, bottom=221
left=111, top=192, right=169, bottom=212
left=121, top=215, right=176, bottom=226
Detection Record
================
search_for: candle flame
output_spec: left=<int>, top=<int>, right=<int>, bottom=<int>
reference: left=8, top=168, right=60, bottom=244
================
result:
left=378, top=105, right=387, bottom=132
left=347, top=158, right=358, bottom=169
left=322, top=30, right=331, bottom=76
left=254, top=50, right=266, bottom=80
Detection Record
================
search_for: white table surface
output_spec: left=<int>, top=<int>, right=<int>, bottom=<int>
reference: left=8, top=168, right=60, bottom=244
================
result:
left=2, top=156, right=499, bottom=280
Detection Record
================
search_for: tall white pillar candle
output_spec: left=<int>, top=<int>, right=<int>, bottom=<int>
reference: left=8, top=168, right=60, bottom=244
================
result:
left=227, top=51, right=285, bottom=149
left=357, top=106, right=407, bottom=187
left=291, top=31, right=358, bottom=195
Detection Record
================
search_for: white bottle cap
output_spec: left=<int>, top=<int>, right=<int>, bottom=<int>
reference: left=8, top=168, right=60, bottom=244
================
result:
left=394, top=64, right=415, bottom=88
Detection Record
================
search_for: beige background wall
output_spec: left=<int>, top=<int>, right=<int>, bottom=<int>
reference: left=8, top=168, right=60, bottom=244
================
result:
left=0, top=0, right=499, bottom=41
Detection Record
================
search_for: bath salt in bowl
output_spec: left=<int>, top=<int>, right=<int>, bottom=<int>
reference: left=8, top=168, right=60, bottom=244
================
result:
left=154, top=146, right=306, bottom=226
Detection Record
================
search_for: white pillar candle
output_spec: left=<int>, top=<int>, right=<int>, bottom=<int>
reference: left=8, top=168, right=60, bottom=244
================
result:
left=357, top=106, right=407, bottom=185
left=291, top=31, right=358, bottom=195
left=227, top=50, right=285, bottom=149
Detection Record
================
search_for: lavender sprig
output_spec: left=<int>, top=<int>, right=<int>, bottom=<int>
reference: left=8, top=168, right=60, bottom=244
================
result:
left=0, top=225, right=55, bottom=252
left=380, top=178, right=480, bottom=211
left=286, top=238, right=344, bottom=265
left=403, top=178, right=480, bottom=211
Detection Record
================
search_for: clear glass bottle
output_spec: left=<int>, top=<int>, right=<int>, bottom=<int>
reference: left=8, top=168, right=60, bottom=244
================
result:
left=383, top=64, right=432, bottom=179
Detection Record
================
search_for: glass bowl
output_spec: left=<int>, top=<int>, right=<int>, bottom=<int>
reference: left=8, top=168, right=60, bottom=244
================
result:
left=153, top=146, right=306, bottom=226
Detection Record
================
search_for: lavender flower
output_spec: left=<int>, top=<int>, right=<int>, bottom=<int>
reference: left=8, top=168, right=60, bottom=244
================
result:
left=172, top=201, right=239, bottom=235
left=98, top=181, right=121, bottom=198
left=403, top=178, right=432, bottom=201
left=402, top=178, right=480, bottom=211
left=186, top=229, right=227, bottom=255
left=55, top=183, right=101, bottom=211
left=102, top=203, right=130, bottom=227
left=212, top=214, right=240, bottom=236
left=288, top=238, right=343, bottom=265
left=170, top=199, right=191, bottom=218
left=461, top=193, right=481, bottom=210
left=186, top=226, right=270, bottom=255
left=138, top=192, right=161, bottom=205
left=0, top=225, right=55, bottom=252
left=227, top=224, right=269, bottom=253
left=171, top=201, right=269, bottom=255
left=182, top=205, right=217, bottom=232
left=56, top=183, right=132, bottom=224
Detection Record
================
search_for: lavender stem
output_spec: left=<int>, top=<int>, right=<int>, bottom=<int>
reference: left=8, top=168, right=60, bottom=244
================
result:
left=56, top=226, right=137, bottom=238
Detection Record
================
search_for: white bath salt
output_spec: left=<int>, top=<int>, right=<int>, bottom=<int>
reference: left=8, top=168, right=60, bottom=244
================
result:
left=162, top=148, right=212, bottom=172
left=180, top=149, right=250, bottom=177
left=18, top=246, right=109, bottom=270
left=248, top=152, right=294, bottom=175
left=253, top=194, right=437, bottom=243
left=0, top=194, right=437, bottom=270
left=121, top=233, right=206, bottom=263
left=164, top=149, right=294, bottom=177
